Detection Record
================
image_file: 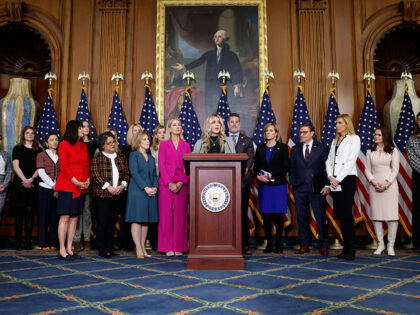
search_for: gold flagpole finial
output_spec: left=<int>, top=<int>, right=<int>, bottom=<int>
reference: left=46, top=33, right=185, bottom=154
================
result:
left=363, top=72, right=375, bottom=91
left=401, top=70, right=412, bottom=81
left=141, top=71, right=153, bottom=86
left=78, top=72, right=90, bottom=87
left=182, top=71, right=195, bottom=87
left=218, top=70, right=230, bottom=86
left=111, top=72, right=124, bottom=88
left=293, top=70, right=305, bottom=85
left=328, top=71, right=340, bottom=88
left=264, top=70, right=274, bottom=85
left=44, top=72, right=57, bottom=89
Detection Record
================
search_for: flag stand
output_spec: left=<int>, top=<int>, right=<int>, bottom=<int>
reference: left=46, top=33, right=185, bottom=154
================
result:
left=365, top=239, right=378, bottom=249
left=329, top=237, right=343, bottom=249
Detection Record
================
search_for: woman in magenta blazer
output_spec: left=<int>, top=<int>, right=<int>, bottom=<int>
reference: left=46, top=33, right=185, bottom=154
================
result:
left=158, top=117, right=191, bottom=256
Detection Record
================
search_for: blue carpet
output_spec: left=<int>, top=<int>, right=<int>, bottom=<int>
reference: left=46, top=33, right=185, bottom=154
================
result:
left=0, top=249, right=419, bottom=314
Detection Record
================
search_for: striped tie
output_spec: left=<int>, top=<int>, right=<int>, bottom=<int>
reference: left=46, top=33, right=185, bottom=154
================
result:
left=304, top=144, right=310, bottom=163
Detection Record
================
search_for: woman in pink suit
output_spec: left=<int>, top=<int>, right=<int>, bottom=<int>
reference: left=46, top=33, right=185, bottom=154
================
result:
left=158, top=118, right=191, bottom=256
left=365, top=127, right=399, bottom=256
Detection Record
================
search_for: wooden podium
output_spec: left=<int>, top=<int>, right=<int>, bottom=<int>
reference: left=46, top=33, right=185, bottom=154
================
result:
left=183, top=153, right=248, bottom=270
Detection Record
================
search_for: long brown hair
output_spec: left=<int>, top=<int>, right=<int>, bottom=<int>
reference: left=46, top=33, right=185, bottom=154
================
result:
left=152, top=125, right=165, bottom=151
left=18, top=126, right=39, bottom=152
left=412, top=112, right=420, bottom=137
left=371, top=127, right=394, bottom=154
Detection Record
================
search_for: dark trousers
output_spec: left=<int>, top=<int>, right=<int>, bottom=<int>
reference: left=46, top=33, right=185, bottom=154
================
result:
left=295, top=190, right=328, bottom=248
left=332, top=176, right=357, bottom=253
left=15, top=207, right=34, bottom=245
left=94, top=196, right=120, bottom=255
left=262, top=213, right=284, bottom=249
left=412, top=170, right=420, bottom=248
left=242, top=186, right=251, bottom=247
left=38, top=186, right=58, bottom=247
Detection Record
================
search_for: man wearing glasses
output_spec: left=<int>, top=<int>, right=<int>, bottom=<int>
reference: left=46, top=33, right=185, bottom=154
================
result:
left=289, top=123, right=330, bottom=255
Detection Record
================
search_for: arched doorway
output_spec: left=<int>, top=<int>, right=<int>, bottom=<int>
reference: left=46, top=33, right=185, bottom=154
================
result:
left=0, top=23, right=51, bottom=107
left=373, top=25, right=420, bottom=125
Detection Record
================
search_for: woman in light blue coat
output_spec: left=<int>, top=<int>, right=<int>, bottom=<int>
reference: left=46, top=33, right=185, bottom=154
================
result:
left=126, top=131, right=158, bottom=259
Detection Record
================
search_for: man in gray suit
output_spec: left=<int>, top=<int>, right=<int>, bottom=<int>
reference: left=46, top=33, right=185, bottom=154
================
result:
left=227, top=113, right=254, bottom=255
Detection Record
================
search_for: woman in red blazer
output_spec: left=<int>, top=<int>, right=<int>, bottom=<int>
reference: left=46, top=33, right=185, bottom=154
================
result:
left=55, top=120, right=90, bottom=260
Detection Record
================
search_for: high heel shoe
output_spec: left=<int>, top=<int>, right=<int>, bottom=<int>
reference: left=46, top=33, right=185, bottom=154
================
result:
left=135, top=248, right=144, bottom=259
left=166, top=251, right=175, bottom=256
left=143, top=251, right=152, bottom=258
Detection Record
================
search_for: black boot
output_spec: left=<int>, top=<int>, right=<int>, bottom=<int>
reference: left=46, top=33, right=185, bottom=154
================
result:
left=274, top=214, right=284, bottom=254
left=263, top=214, right=273, bottom=253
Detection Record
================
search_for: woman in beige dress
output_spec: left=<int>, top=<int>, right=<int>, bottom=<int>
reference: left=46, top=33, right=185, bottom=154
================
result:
left=365, top=127, right=399, bottom=256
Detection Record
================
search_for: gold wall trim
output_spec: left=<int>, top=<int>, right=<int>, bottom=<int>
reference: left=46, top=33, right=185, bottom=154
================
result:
left=156, top=0, right=267, bottom=124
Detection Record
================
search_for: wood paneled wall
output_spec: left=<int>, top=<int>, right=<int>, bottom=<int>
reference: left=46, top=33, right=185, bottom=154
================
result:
left=1, top=0, right=418, bottom=138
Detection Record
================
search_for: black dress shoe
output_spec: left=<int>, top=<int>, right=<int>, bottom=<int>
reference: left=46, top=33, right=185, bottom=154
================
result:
left=57, top=253, right=73, bottom=261
left=99, top=252, right=112, bottom=258
left=274, top=247, right=283, bottom=254
left=345, top=250, right=355, bottom=260
left=263, top=247, right=273, bottom=253
left=243, top=246, right=252, bottom=256
left=68, top=253, right=81, bottom=259
left=337, top=250, right=347, bottom=259
left=16, top=241, right=24, bottom=251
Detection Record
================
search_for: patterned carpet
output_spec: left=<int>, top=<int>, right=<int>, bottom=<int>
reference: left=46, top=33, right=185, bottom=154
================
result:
left=0, top=249, right=419, bottom=315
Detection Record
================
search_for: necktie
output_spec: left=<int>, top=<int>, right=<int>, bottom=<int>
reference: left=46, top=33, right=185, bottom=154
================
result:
left=232, top=134, right=237, bottom=145
left=304, top=144, right=310, bottom=163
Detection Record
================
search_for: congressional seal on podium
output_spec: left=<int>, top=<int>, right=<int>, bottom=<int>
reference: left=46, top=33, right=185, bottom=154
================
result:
left=201, top=182, right=230, bottom=213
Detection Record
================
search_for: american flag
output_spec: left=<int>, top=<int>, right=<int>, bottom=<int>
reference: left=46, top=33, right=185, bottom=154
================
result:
left=179, top=87, right=202, bottom=151
left=216, top=85, right=231, bottom=134
left=321, top=89, right=340, bottom=149
left=394, top=86, right=415, bottom=236
left=253, top=85, right=276, bottom=145
left=107, top=89, right=129, bottom=149
left=320, top=89, right=343, bottom=239
left=250, top=85, right=291, bottom=228
left=139, top=85, right=159, bottom=136
left=75, top=87, right=97, bottom=142
left=36, top=89, right=60, bottom=144
left=287, top=85, right=318, bottom=237
left=355, top=90, right=380, bottom=239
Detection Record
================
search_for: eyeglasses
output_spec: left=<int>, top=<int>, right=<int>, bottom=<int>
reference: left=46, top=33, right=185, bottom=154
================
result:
left=105, top=141, right=116, bottom=145
left=299, top=131, right=311, bottom=134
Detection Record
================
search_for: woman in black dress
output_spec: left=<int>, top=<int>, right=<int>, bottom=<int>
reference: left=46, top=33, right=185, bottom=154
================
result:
left=12, top=126, right=40, bottom=250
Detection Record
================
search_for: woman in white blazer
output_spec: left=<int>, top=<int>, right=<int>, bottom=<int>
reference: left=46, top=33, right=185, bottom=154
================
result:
left=326, top=114, right=361, bottom=260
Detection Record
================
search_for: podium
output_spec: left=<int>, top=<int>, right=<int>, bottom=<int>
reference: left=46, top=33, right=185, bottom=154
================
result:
left=183, top=153, right=248, bottom=270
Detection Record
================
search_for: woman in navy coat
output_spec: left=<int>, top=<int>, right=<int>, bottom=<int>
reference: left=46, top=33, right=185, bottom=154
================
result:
left=254, top=123, right=290, bottom=254
left=125, top=131, right=158, bottom=259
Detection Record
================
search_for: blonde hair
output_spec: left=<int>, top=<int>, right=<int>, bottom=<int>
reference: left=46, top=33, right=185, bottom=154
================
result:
left=132, top=130, right=150, bottom=151
left=264, top=123, right=281, bottom=142
left=334, top=114, right=356, bottom=142
left=126, top=123, right=142, bottom=146
left=165, top=117, right=185, bottom=141
left=152, top=125, right=165, bottom=151
left=202, top=114, right=227, bottom=153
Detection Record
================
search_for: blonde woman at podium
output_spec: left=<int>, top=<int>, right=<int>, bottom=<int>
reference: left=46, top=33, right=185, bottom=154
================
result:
left=158, top=118, right=191, bottom=256
left=193, top=114, right=236, bottom=153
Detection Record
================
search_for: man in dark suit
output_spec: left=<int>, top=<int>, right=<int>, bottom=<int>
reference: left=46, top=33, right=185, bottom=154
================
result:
left=289, top=123, right=330, bottom=255
left=172, top=30, right=243, bottom=113
left=227, top=113, right=254, bottom=255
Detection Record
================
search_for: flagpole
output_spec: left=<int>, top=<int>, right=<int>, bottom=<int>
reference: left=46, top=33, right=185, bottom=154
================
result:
left=326, top=71, right=344, bottom=251
left=400, top=71, right=415, bottom=250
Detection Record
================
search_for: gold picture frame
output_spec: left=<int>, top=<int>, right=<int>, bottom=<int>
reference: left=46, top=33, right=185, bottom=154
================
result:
left=156, top=0, right=267, bottom=132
